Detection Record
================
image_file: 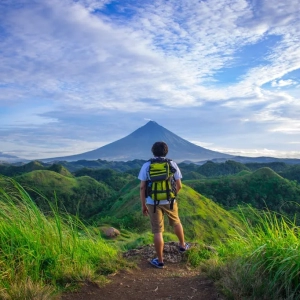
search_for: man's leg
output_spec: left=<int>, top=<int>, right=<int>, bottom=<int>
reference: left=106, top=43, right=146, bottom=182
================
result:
left=147, top=205, right=164, bottom=263
left=164, top=203, right=186, bottom=248
left=174, top=223, right=185, bottom=248
left=154, top=232, right=164, bottom=263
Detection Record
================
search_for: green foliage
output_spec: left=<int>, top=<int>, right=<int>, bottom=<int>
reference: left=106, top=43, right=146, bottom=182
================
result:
left=120, top=232, right=154, bottom=250
left=13, top=170, right=116, bottom=219
left=180, top=161, right=300, bottom=183
left=0, top=161, right=72, bottom=178
left=73, top=168, right=135, bottom=191
left=245, top=161, right=288, bottom=172
left=0, top=160, right=47, bottom=176
left=196, top=160, right=250, bottom=177
left=185, top=244, right=217, bottom=267
left=177, top=162, right=199, bottom=174
left=53, top=159, right=147, bottom=172
left=185, top=167, right=300, bottom=221
left=47, top=164, right=73, bottom=178
left=214, top=208, right=300, bottom=299
left=97, top=180, right=243, bottom=244
left=278, top=164, right=300, bottom=183
left=176, top=185, right=243, bottom=243
left=182, top=171, right=206, bottom=180
left=0, top=176, right=125, bottom=297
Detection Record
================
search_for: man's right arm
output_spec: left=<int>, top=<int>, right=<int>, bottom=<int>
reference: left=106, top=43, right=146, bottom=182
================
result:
left=140, top=181, right=148, bottom=216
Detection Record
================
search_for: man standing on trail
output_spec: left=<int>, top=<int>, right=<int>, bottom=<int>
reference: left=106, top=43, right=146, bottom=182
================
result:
left=138, top=141, right=190, bottom=269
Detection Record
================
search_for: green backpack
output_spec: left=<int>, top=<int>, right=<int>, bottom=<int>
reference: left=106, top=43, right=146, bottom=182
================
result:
left=146, top=158, right=177, bottom=212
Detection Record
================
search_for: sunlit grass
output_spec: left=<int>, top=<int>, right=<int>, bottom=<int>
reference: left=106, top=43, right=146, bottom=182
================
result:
left=2, top=173, right=300, bottom=299
left=0, top=176, right=125, bottom=298
left=205, top=207, right=300, bottom=299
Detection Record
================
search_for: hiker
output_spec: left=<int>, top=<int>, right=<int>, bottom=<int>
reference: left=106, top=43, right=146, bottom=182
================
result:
left=138, top=141, right=189, bottom=268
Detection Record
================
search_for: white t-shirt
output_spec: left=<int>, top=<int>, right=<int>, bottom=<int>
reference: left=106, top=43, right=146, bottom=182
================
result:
left=138, top=157, right=182, bottom=205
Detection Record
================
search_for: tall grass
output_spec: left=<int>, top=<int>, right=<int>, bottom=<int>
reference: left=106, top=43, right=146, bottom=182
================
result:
left=0, top=176, right=124, bottom=299
left=214, top=207, right=300, bottom=300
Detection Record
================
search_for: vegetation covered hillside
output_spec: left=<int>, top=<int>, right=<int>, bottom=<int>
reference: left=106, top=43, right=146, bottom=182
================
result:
left=97, top=180, right=243, bottom=244
left=0, top=159, right=145, bottom=177
left=1, top=159, right=300, bottom=299
left=47, top=163, right=74, bottom=178
left=185, top=167, right=300, bottom=221
left=0, top=160, right=47, bottom=176
left=55, top=159, right=146, bottom=172
left=278, top=164, right=300, bottom=183
left=73, top=168, right=135, bottom=191
left=179, top=160, right=300, bottom=182
left=0, top=176, right=125, bottom=299
left=198, top=160, right=249, bottom=177
left=13, top=170, right=115, bottom=218
left=2, top=159, right=300, bottom=184
left=1, top=176, right=300, bottom=299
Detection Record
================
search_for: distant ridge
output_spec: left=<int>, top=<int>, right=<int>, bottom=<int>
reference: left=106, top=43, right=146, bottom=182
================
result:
left=42, top=121, right=233, bottom=162
left=0, top=152, right=27, bottom=163
left=198, top=156, right=300, bottom=165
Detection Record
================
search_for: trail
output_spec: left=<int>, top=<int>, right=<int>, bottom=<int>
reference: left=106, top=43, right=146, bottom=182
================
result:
left=61, top=242, right=224, bottom=300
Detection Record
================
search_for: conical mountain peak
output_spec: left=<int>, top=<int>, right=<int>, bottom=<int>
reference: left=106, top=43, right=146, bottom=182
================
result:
left=146, top=120, right=158, bottom=125
left=43, top=121, right=232, bottom=162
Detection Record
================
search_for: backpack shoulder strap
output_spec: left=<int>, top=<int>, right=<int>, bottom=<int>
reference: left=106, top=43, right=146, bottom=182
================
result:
left=149, top=157, right=172, bottom=163
left=166, top=159, right=177, bottom=174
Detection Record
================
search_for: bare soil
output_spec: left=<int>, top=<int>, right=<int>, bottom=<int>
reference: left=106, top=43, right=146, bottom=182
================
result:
left=60, top=242, right=224, bottom=300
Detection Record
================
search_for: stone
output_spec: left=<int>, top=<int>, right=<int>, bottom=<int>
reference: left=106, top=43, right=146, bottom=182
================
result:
left=102, top=227, right=120, bottom=238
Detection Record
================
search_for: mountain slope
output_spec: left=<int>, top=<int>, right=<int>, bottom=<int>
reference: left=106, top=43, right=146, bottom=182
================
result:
left=97, top=181, right=242, bottom=244
left=43, top=121, right=232, bottom=162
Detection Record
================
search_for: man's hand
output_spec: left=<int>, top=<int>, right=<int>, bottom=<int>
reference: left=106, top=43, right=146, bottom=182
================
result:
left=142, top=205, right=149, bottom=216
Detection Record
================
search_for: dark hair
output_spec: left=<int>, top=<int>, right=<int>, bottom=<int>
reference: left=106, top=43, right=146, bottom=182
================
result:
left=151, top=141, right=168, bottom=157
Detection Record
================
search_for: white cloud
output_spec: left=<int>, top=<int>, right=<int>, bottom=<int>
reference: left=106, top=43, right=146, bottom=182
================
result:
left=271, top=79, right=298, bottom=87
left=0, top=0, right=300, bottom=158
left=203, top=146, right=300, bottom=159
left=0, top=139, right=107, bottom=160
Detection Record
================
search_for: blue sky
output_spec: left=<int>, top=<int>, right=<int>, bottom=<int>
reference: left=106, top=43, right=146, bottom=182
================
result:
left=1, top=0, right=300, bottom=160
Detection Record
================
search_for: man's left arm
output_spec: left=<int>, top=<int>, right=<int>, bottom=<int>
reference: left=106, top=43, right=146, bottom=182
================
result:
left=172, top=162, right=182, bottom=194
left=176, top=179, right=182, bottom=194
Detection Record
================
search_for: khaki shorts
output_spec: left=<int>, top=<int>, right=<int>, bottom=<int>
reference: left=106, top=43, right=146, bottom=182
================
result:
left=146, top=202, right=181, bottom=234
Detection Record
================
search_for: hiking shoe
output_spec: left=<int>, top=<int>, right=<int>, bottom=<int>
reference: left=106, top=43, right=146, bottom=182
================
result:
left=150, top=258, right=164, bottom=269
left=179, top=243, right=190, bottom=253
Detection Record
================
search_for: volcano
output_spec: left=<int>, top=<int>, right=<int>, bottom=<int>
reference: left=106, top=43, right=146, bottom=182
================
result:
left=43, top=121, right=232, bottom=162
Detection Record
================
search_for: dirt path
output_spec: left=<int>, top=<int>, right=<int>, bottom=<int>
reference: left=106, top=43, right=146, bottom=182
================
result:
left=61, top=242, right=224, bottom=300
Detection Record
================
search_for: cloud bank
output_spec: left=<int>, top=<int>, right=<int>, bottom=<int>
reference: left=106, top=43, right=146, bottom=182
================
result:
left=0, top=0, right=299, bottom=159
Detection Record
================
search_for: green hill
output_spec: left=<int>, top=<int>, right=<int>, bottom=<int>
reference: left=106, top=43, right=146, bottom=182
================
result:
left=13, top=170, right=115, bottom=218
left=53, top=159, right=146, bottom=172
left=73, top=168, right=135, bottom=191
left=98, top=180, right=242, bottom=244
left=47, top=163, right=73, bottom=178
left=0, top=161, right=73, bottom=178
left=245, top=161, right=289, bottom=172
left=0, top=160, right=47, bottom=176
left=182, top=171, right=206, bottom=180
left=235, top=170, right=252, bottom=176
left=197, top=160, right=250, bottom=177
left=184, top=167, right=300, bottom=220
left=278, top=164, right=300, bottom=183
left=179, top=160, right=300, bottom=180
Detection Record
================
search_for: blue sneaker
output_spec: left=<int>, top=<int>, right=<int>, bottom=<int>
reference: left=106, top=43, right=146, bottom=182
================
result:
left=179, top=243, right=190, bottom=253
left=150, top=258, right=164, bottom=269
